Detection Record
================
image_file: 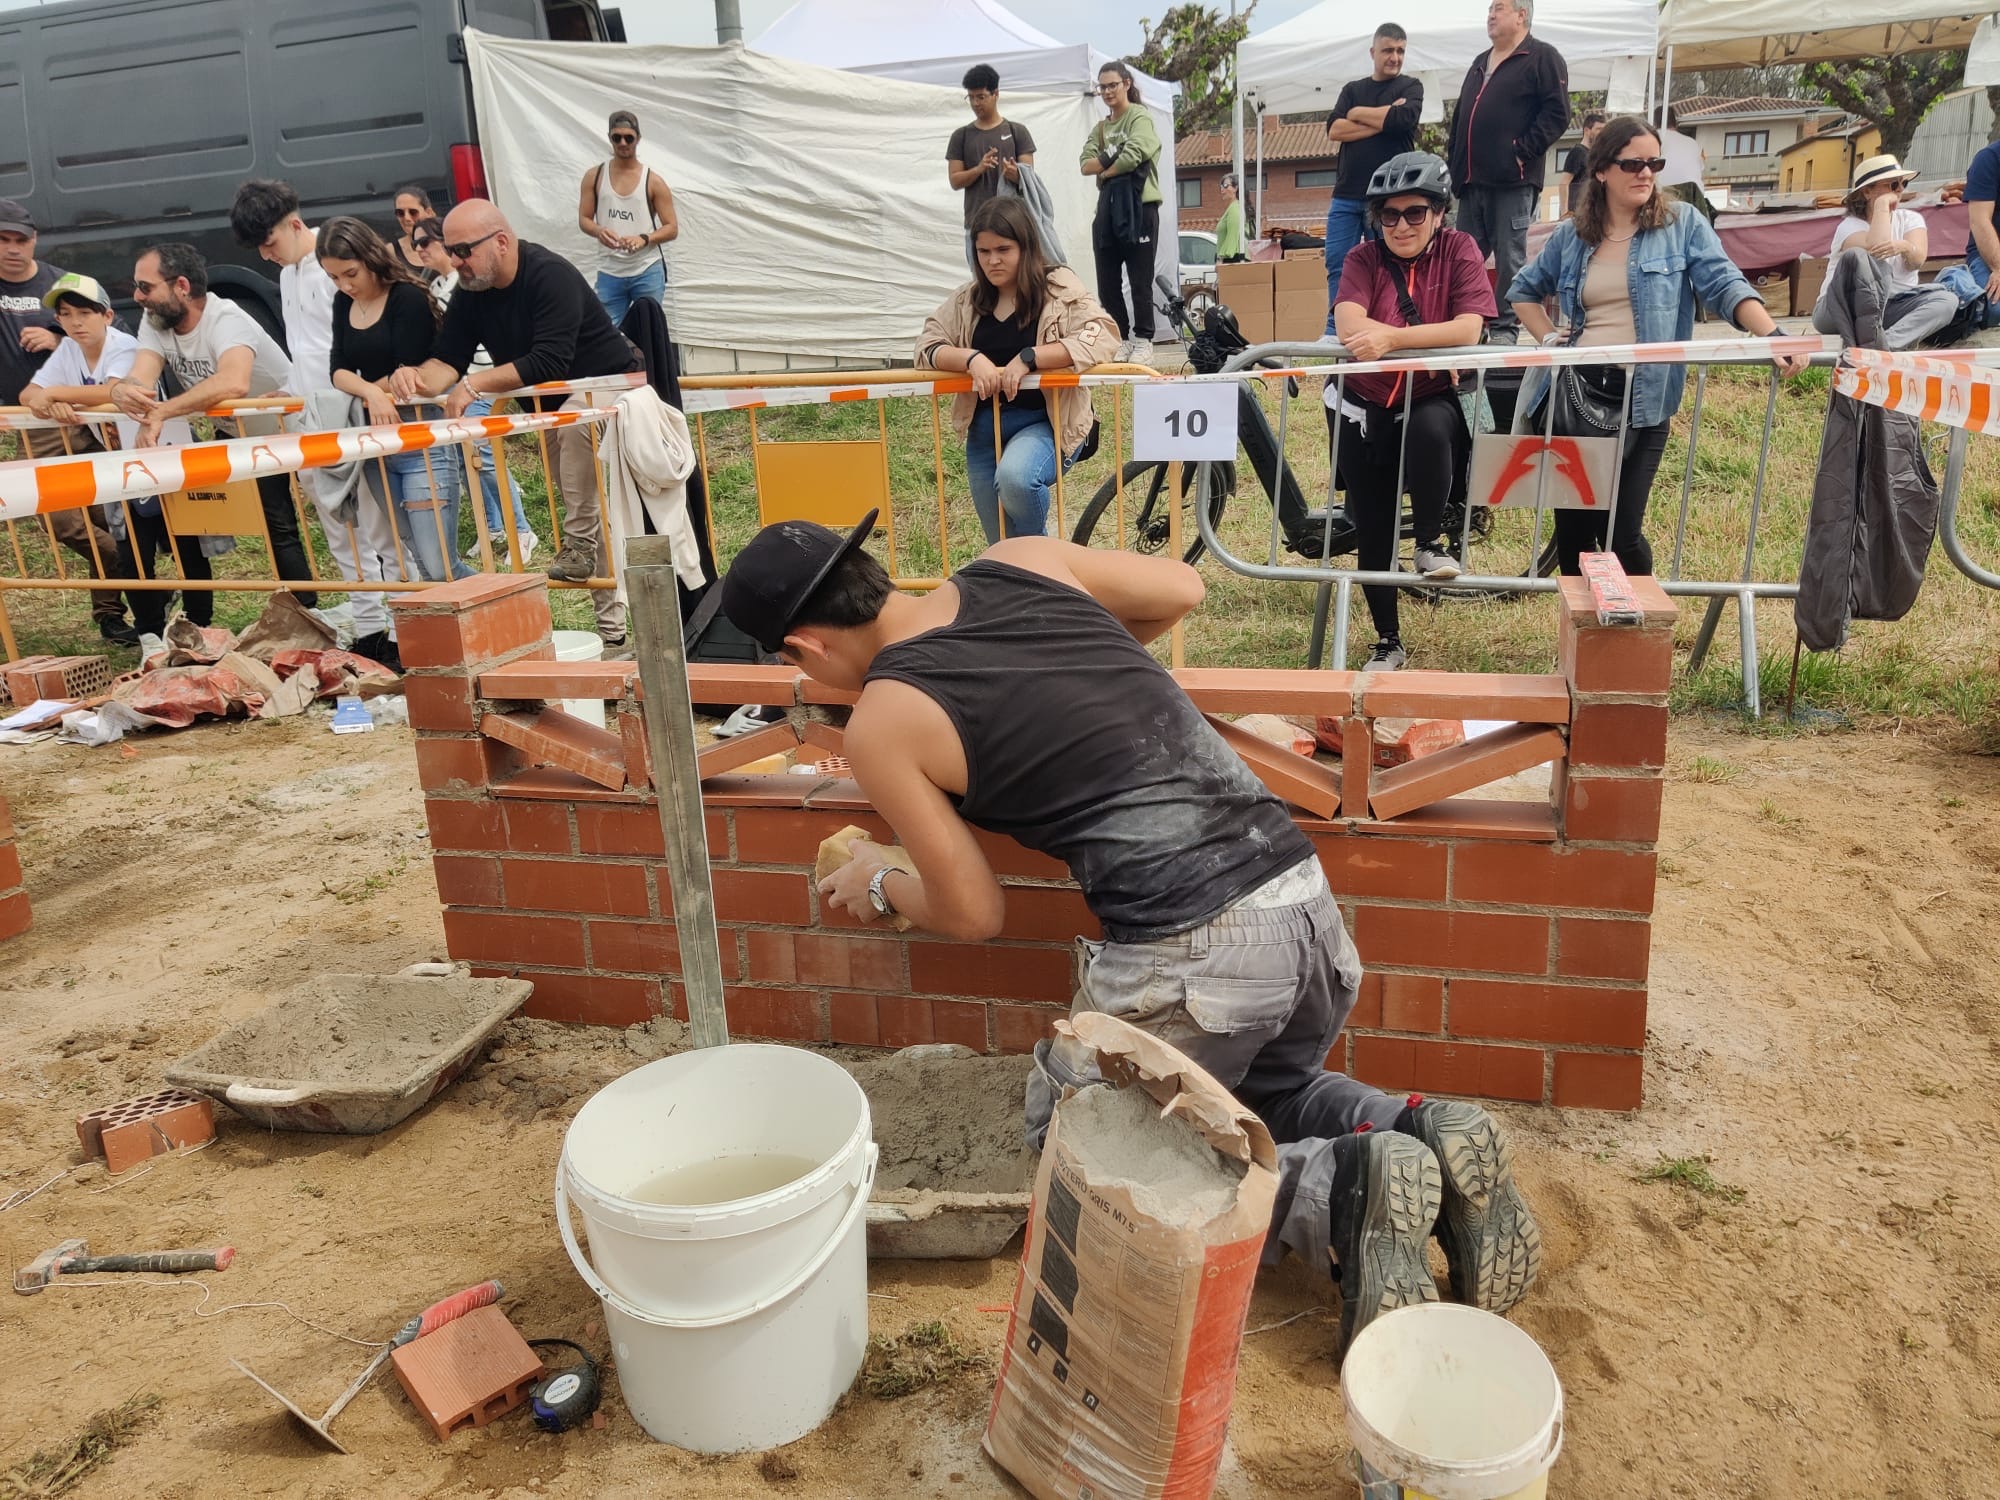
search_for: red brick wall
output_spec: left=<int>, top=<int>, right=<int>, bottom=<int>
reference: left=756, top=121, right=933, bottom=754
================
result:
left=390, top=572, right=1672, bottom=1110
left=0, top=792, right=26, bottom=942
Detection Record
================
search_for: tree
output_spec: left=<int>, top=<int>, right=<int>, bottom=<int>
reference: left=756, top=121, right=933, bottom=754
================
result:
left=1800, top=50, right=1966, bottom=161
left=1130, top=2, right=1258, bottom=136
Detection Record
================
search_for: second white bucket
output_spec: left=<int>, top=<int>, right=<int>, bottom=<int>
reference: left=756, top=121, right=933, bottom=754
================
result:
left=1342, top=1303, right=1564, bottom=1500
left=551, top=630, right=605, bottom=728
left=558, top=1045, right=876, bottom=1453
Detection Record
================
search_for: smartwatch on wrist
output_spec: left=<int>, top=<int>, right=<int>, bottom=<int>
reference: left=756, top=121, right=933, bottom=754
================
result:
left=1020, top=346, right=1038, bottom=372
left=867, top=866, right=897, bottom=918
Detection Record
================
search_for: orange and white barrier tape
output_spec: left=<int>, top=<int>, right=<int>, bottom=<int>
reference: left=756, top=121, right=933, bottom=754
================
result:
left=0, top=400, right=305, bottom=431
left=1835, top=346, right=2000, bottom=436
left=674, top=337, right=1838, bottom=414
left=0, top=406, right=611, bottom=522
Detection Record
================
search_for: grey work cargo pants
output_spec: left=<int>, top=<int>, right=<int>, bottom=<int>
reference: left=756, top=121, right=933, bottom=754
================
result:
left=1025, top=864, right=1406, bottom=1274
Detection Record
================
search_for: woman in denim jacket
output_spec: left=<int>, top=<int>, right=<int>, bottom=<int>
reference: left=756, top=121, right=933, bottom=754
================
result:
left=1508, top=116, right=1806, bottom=575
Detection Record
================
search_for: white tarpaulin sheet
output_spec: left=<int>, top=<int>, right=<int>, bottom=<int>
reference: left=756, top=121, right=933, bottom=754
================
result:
left=1660, top=1, right=1995, bottom=68
left=1237, top=0, right=1657, bottom=120
left=466, top=33, right=1113, bottom=364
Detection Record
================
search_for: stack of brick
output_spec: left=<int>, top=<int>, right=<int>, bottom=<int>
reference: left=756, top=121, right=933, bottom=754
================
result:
left=0, top=791, right=26, bottom=941
left=391, top=570, right=1674, bottom=1111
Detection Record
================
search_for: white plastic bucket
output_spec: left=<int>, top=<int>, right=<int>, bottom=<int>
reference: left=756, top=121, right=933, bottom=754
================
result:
left=557, top=1046, right=876, bottom=1452
left=551, top=630, right=605, bottom=729
left=1342, top=1304, right=1564, bottom=1500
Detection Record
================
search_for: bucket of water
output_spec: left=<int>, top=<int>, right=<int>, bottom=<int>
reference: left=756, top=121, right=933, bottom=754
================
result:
left=1341, top=1303, right=1563, bottom=1500
left=557, top=1044, right=876, bottom=1452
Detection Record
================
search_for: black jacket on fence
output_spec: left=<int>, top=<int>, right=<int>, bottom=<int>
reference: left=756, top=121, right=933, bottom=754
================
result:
left=1797, top=250, right=1940, bottom=652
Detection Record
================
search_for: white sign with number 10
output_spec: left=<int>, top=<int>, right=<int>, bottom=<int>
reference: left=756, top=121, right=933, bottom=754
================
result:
left=1130, top=381, right=1239, bottom=462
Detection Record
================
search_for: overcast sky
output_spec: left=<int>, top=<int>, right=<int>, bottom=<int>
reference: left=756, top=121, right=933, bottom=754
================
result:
left=622, top=0, right=1326, bottom=51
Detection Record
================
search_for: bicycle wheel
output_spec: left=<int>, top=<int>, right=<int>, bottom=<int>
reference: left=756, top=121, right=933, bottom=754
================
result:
left=1071, top=460, right=1217, bottom=565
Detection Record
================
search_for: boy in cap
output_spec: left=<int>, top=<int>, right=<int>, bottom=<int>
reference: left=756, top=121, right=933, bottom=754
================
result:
left=578, top=108, right=679, bottom=324
left=720, top=520, right=1542, bottom=1355
left=20, top=274, right=204, bottom=639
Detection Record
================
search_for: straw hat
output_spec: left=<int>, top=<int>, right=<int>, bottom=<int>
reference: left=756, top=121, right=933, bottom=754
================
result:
left=1850, top=154, right=1918, bottom=193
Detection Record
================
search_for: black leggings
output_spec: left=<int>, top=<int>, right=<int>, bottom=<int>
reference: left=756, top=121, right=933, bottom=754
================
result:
left=254, top=471, right=318, bottom=606
left=1092, top=199, right=1159, bottom=341
left=1551, top=421, right=1672, bottom=577
left=124, top=509, right=214, bottom=636
left=1328, top=395, right=1460, bottom=643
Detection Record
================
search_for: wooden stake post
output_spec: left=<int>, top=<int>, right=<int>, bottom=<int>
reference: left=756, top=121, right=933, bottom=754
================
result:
left=625, top=535, right=730, bottom=1049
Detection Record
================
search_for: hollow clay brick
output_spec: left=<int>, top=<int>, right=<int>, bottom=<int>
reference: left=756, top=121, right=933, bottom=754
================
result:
left=514, top=971, right=662, bottom=1027
left=1205, top=714, right=1342, bottom=818
left=1173, top=667, right=1353, bottom=717
left=390, top=1304, right=545, bottom=1441
left=1449, top=977, right=1647, bottom=1049
left=1561, top=774, right=1664, bottom=844
left=1552, top=1050, right=1645, bottom=1110
left=1358, top=671, right=1571, bottom=725
left=0, top=889, right=29, bottom=941
left=477, top=659, right=638, bottom=700
left=481, top=709, right=628, bottom=790
left=722, top=986, right=825, bottom=1041
left=77, top=1089, right=214, bottom=1172
left=443, top=910, right=587, bottom=970
left=1367, top=724, right=1567, bottom=823
left=1556, top=916, right=1653, bottom=982
left=500, top=858, right=650, bottom=917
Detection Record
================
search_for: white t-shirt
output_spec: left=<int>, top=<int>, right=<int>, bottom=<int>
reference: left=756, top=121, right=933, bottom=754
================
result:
left=138, top=294, right=293, bottom=435
left=34, top=327, right=195, bottom=452
left=279, top=232, right=338, bottom=394
left=1828, top=208, right=1926, bottom=292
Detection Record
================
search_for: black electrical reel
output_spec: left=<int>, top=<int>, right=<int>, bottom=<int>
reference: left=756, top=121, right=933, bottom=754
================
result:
left=527, top=1338, right=603, bottom=1432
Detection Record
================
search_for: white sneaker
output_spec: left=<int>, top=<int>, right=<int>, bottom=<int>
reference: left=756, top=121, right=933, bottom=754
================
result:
left=1413, top=546, right=1462, bottom=580
left=1366, top=639, right=1409, bottom=672
left=517, top=530, right=539, bottom=568
left=1128, top=338, right=1154, bottom=365
left=1114, top=340, right=1134, bottom=362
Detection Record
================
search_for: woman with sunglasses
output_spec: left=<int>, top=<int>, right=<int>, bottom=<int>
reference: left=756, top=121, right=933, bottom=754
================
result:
left=320, top=215, right=473, bottom=583
left=917, top=197, right=1118, bottom=544
left=1509, top=116, right=1805, bottom=577
left=389, top=184, right=438, bottom=282
left=1328, top=153, right=1494, bottom=672
left=1080, top=61, right=1163, bottom=363
left=413, top=216, right=539, bottom=568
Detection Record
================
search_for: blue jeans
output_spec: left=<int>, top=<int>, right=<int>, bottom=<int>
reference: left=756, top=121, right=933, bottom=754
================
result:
left=965, top=405, right=1080, bottom=544
left=383, top=424, right=474, bottom=582
left=595, top=260, right=665, bottom=326
left=463, top=394, right=533, bottom=543
left=1324, top=197, right=1369, bottom=333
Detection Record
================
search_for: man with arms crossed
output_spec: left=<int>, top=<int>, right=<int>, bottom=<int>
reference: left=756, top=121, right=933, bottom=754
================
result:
left=721, top=518, right=1541, bottom=1353
left=1322, top=23, right=1423, bottom=330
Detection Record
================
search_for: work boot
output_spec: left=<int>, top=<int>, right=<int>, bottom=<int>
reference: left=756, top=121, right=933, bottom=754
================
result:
left=1327, top=1128, right=1442, bottom=1357
left=1392, top=1094, right=1541, bottom=1315
left=350, top=630, right=404, bottom=674
left=543, top=543, right=596, bottom=582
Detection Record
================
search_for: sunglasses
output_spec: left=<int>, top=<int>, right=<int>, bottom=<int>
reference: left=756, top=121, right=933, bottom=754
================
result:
left=610, top=132, right=637, bottom=144
left=1377, top=204, right=1435, bottom=227
left=412, top=235, right=436, bottom=251
left=395, top=207, right=424, bottom=218
left=1612, top=157, right=1668, bottom=174
left=443, top=228, right=501, bottom=260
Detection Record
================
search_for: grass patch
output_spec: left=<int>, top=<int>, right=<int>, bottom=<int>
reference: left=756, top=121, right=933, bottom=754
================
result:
left=1, top=1393, right=161, bottom=1498
left=1684, top=755, right=1736, bottom=784
left=860, top=1320, right=989, bottom=1400
left=1636, top=1154, right=1746, bottom=1203
left=1755, top=798, right=1799, bottom=828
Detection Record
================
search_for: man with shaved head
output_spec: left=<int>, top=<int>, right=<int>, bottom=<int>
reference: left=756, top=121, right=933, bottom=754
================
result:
left=396, top=199, right=641, bottom=642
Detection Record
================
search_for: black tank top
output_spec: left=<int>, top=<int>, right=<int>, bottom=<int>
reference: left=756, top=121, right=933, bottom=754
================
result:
left=866, top=560, right=1313, bottom=942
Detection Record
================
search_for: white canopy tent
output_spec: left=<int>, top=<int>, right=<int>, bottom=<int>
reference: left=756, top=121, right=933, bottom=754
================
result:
left=1235, top=0, right=1658, bottom=123
left=754, top=0, right=1181, bottom=328
left=465, top=32, right=1110, bottom=367
left=1658, top=1, right=1996, bottom=68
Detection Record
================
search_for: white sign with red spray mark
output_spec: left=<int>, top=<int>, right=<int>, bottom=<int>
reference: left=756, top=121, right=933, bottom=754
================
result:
left=1468, top=433, right=1619, bottom=511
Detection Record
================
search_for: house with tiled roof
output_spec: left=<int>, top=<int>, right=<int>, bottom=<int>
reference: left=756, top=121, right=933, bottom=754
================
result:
left=1176, top=116, right=1342, bottom=236
left=1666, top=96, right=1846, bottom=196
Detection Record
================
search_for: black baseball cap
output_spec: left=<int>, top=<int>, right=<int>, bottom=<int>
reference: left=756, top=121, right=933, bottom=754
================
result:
left=0, top=199, right=34, bottom=236
left=721, top=509, right=880, bottom=655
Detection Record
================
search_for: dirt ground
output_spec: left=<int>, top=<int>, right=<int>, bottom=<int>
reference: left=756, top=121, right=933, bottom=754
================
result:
left=2, top=711, right=1996, bottom=1499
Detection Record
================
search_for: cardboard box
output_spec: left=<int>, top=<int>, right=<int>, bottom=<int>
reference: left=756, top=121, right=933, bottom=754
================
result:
left=1274, top=254, right=1324, bottom=292
left=1792, top=255, right=1828, bottom=312
left=1753, top=271, right=1791, bottom=319
left=1215, top=260, right=1273, bottom=326
left=1232, top=304, right=1276, bottom=346
left=1274, top=289, right=1326, bottom=343
left=983, top=1013, right=1278, bottom=1500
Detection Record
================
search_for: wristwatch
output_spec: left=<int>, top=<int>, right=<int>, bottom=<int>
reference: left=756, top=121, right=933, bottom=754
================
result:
left=866, top=866, right=897, bottom=918
left=1020, top=345, right=1038, bottom=372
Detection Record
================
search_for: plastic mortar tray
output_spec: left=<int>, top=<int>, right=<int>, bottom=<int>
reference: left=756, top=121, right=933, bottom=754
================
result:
left=166, top=965, right=532, bottom=1134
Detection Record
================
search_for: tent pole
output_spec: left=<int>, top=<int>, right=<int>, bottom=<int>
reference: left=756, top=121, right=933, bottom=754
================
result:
left=1660, top=45, right=1674, bottom=127
left=1232, top=49, right=1246, bottom=225
left=1256, top=101, right=1266, bottom=236
left=714, top=0, right=741, bottom=45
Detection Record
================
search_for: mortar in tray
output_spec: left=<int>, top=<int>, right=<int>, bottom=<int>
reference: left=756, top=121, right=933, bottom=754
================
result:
left=166, top=964, right=532, bottom=1133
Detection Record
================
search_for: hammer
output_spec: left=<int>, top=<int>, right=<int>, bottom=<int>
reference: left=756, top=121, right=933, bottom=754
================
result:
left=15, top=1239, right=235, bottom=1295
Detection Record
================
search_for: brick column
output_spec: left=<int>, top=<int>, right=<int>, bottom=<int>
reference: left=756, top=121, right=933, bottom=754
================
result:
left=389, top=574, right=555, bottom=796
left=1548, top=570, right=1676, bottom=1109
left=0, top=792, right=28, bottom=941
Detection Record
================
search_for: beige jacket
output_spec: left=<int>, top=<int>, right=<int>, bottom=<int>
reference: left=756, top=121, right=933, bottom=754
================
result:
left=916, top=266, right=1119, bottom=456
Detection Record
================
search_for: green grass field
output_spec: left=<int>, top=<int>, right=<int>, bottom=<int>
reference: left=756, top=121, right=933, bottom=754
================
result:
left=6, top=365, right=1999, bottom=740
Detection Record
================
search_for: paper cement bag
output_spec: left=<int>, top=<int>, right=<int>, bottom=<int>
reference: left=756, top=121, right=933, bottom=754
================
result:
left=982, top=1012, right=1278, bottom=1499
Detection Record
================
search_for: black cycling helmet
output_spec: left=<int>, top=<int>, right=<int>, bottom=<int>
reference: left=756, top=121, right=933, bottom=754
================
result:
left=1366, top=151, right=1453, bottom=204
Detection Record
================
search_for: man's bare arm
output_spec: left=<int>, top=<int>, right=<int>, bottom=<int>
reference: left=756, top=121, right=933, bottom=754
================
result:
left=984, top=535, right=1204, bottom=643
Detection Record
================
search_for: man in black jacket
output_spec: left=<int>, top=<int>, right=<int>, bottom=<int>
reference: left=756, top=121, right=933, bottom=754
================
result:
left=397, top=199, right=641, bottom=641
left=1445, top=0, right=1569, bottom=342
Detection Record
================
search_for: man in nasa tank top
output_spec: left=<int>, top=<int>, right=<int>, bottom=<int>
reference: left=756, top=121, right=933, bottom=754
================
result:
left=722, top=515, right=1541, bottom=1352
